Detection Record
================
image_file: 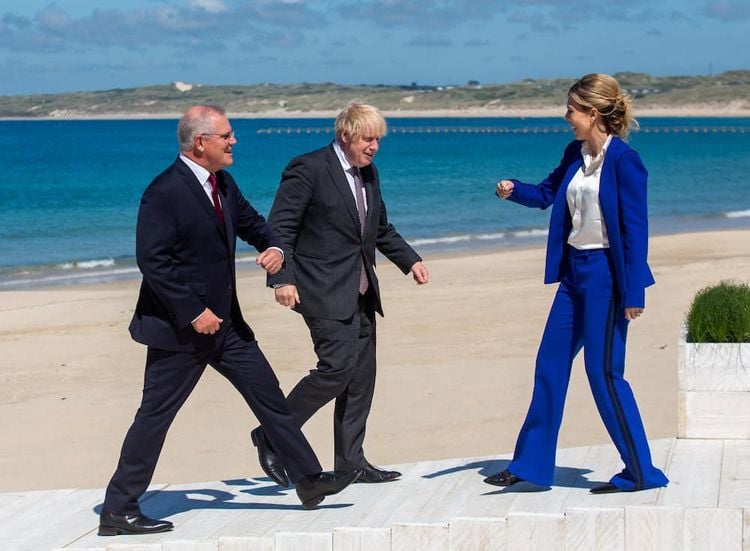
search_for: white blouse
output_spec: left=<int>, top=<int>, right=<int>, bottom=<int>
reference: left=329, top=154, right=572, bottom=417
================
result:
left=566, top=135, right=612, bottom=250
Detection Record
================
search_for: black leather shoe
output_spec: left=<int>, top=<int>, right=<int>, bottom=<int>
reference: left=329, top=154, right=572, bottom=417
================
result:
left=484, top=469, right=523, bottom=487
left=590, top=482, right=624, bottom=494
left=295, top=470, right=360, bottom=509
left=355, top=463, right=401, bottom=483
left=98, top=511, right=173, bottom=536
left=251, top=427, right=290, bottom=488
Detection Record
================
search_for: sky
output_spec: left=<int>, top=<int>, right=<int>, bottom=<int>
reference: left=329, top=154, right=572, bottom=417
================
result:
left=0, top=0, right=748, bottom=95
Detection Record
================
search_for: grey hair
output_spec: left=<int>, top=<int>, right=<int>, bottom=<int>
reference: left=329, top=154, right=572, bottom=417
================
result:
left=177, top=105, right=226, bottom=151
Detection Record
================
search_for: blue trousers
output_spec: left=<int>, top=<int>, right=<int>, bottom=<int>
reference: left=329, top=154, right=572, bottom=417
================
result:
left=508, top=247, right=668, bottom=490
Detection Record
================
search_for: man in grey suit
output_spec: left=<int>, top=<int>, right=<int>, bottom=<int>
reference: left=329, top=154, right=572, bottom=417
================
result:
left=251, top=102, right=429, bottom=486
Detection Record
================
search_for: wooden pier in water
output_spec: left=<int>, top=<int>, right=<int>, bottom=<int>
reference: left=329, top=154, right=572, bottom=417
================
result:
left=255, top=125, right=749, bottom=135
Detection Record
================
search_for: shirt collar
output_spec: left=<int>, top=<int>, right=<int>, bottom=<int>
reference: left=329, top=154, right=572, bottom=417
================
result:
left=581, top=135, right=613, bottom=176
left=332, top=140, right=356, bottom=174
left=179, top=153, right=212, bottom=186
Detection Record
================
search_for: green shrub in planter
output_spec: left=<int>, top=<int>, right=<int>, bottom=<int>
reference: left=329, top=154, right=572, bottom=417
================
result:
left=685, top=280, right=750, bottom=343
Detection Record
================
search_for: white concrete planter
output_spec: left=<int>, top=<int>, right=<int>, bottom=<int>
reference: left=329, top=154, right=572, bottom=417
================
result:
left=677, top=329, right=750, bottom=439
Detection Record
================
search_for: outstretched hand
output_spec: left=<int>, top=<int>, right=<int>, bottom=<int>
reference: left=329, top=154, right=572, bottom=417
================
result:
left=496, top=180, right=514, bottom=199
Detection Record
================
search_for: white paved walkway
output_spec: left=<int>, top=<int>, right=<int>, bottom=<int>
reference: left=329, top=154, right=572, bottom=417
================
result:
left=1, top=437, right=748, bottom=550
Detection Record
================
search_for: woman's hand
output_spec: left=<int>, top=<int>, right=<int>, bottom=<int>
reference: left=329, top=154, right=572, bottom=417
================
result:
left=496, top=180, right=514, bottom=199
left=625, top=307, right=644, bottom=321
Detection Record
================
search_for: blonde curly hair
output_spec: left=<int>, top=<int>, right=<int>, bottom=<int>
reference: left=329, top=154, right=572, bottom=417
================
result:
left=334, top=102, right=387, bottom=142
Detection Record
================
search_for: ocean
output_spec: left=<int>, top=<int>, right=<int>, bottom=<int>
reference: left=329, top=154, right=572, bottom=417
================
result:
left=1, top=117, right=749, bottom=288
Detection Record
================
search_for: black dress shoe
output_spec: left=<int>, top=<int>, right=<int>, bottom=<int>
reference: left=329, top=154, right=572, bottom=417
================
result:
left=295, top=470, right=360, bottom=509
left=484, top=469, right=523, bottom=487
left=589, top=482, right=624, bottom=494
left=251, top=427, right=290, bottom=488
left=98, top=511, right=173, bottom=536
left=355, top=463, right=401, bottom=483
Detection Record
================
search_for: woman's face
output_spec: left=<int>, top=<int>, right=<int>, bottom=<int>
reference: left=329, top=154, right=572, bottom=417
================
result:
left=564, top=98, right=595, bottom=142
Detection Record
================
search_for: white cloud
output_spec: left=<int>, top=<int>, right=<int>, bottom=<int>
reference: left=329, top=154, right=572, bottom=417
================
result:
left=189, top=0, right=228, bottom=13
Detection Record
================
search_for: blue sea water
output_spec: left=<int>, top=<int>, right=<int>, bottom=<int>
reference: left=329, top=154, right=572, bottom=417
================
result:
left=1, top=117, right=749, bottom=288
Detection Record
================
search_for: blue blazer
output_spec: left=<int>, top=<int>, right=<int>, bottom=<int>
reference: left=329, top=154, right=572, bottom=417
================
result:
left=508, top=137, right=654, bottom=308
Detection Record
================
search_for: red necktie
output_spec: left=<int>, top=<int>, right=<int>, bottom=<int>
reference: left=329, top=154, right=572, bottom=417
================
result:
left=208, top=174, right=225, bottom=229
left=352, top=167, right=369, bottom=294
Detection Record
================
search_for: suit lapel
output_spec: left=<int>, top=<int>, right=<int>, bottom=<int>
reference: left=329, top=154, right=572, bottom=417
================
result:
left=362, top=166, right=377, bottom=232
left=176, top=158, right=230, bottom=245
left=326, top=147, right=362, bottom=232
left=215, top=172, right=233, bottom=248
left=598, top=137, right=623, bottom=221
left=550, top=152, right=583, bottom=239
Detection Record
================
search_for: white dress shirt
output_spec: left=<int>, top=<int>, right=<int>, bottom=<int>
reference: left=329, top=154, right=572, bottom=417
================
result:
left=180, top=154, right=220, bottom=207
left=566, top=135, right=612, bottom=250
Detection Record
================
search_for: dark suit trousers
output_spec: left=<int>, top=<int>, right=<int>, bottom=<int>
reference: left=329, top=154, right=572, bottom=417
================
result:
left=287, top=294, right=377, bottom=472
left=102, top=325, right=321, bottom=515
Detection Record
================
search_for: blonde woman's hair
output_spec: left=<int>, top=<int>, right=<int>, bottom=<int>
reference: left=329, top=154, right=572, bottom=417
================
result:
left=334, top=102, right=387, bottom=142
left=568, top=74, right=637, bottom=138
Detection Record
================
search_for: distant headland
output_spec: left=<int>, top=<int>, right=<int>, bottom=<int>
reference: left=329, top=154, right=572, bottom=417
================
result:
left=1, top=71, right=748, bottom=119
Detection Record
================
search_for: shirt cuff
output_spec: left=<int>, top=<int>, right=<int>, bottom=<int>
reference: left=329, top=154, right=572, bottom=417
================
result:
left=191, top=310, right=204, bottom=324
left=268, top=246, right=284, bottom=262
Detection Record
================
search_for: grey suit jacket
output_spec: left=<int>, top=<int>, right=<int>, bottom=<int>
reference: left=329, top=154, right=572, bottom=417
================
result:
left=267, top=143, right=420, bottom=320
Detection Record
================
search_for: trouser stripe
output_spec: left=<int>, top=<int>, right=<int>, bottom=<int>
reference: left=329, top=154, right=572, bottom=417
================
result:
left=603, top=292, right=643, bottom=489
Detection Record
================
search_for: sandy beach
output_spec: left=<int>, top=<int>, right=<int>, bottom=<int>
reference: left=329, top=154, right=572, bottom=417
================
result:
left=1, top=229, right=748, bottom=493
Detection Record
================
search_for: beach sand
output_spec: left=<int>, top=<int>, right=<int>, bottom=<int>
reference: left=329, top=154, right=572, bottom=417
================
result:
left=1, top=229, right=748, bottom=493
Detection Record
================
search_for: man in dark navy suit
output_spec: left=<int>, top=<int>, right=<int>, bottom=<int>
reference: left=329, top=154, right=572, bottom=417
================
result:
left=99, top=105, right=357, bottom=537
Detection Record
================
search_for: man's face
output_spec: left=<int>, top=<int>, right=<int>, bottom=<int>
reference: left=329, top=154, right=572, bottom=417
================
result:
left=196, top=114, right=237, bottom=172
left=340, top=127, right=381, bottom=168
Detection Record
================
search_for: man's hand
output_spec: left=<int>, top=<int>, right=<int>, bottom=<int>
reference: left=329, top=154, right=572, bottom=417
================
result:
left=257, top=248, right=283, bottom=275
left=192, top=307, right=223, bottom=334
left=410, top=261, right=429, bottom=285
left=275, top=284, right=300, bottom=308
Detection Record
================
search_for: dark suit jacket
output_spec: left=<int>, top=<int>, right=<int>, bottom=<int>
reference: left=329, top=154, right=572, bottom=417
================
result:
left=129, top=157, right=282, bottom=351
left=267, top=143, right=421, bottom=320
left=508, top=137, right=655, bottom=308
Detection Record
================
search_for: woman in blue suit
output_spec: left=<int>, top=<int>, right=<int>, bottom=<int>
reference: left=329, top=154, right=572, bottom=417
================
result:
left=485, top=74, right=668, bottom=494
